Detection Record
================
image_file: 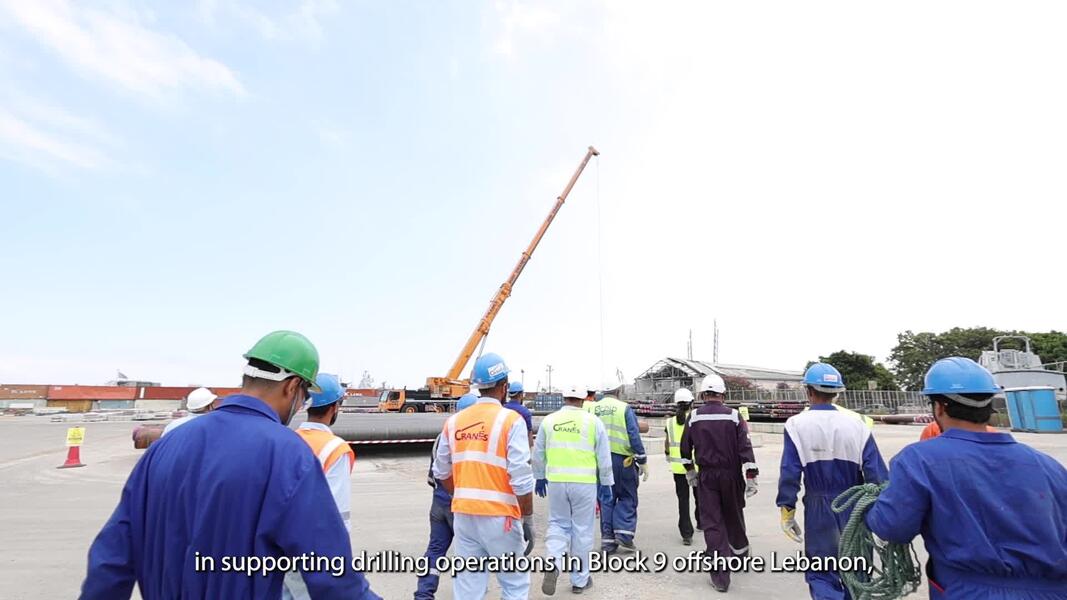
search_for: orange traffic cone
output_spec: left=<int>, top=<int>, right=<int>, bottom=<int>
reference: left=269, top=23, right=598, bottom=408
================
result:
left=58, top=445, right=85, bottom=469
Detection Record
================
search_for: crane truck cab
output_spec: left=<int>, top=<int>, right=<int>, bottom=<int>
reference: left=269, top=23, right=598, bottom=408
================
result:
left=378, top=388, right=454, bottom=413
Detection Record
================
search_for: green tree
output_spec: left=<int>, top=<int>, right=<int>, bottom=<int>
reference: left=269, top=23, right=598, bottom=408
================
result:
left=889, top=328, right=1067, bottom=390
left=807, top=351, right=898, bottom=390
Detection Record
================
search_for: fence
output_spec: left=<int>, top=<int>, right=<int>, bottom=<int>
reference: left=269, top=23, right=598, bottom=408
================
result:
left=724, top=389, right=929, bottom=415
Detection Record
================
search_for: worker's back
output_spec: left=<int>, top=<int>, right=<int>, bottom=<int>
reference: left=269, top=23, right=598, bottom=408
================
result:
left=587, top=396, right=632, bottom=456
left=779, top=405, right=885, bottom=496
left=82, top=394, right=371, bottom=600
left=870, top=429, right=1067, bottom=585
left=686, top=403, right=745, bottom=472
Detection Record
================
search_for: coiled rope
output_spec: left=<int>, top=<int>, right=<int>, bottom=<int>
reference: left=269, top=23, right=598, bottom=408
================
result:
left=832, top=483, right=922, bottom=600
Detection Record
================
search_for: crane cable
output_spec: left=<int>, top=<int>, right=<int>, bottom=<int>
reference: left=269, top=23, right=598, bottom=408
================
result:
left=595, top=155, right=606, bottom=388
left=831, top=483, right=922, bottom=600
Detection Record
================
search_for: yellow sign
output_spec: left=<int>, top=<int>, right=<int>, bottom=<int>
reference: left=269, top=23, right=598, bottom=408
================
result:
left=739, top=406, right=750, bottom=421
left=66, top=426, right=85, bottom=447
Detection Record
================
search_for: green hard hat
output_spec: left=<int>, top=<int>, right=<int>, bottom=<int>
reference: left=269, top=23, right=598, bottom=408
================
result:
left=243, top=330, right=320, bottom=390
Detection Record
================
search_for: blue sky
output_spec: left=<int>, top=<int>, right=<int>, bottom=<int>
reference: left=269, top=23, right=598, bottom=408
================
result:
left=2, top=1, right=1065, bottom=390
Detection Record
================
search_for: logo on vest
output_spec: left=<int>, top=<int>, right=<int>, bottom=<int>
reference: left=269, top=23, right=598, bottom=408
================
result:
left=455, top=422, right=489, bottom=442
left=594, top=406, right=616, bottom=417
left=552, top=420, right=582, bottom=434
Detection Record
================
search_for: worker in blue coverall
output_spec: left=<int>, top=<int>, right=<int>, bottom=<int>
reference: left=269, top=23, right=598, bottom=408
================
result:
left=866, top=357, right=1067, bottom=599
left=586, top=386, right=647, bottom=553
left=413, top=393, right=478, bottom=600
left=79, top=331, right=380, bottom=600
left=776, top=363, right=887, bottom=600
left=505, top=382, right=534, bottom=447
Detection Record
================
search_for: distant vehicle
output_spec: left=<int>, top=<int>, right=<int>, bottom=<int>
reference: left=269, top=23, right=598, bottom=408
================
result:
left=377, top=389, right=452, bottom=414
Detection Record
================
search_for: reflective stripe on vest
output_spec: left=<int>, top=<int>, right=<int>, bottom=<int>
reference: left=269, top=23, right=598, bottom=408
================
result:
left=446, top=401, right=520, bottom=518
left=543, top=409, right=598, bottom=484
left=296, top=429, right=355, bottom=474
left=587, top=396, right=632, bottom=456
left=665, top=415, right=687, bottom=475
left=690, top=411, right=739, bottom=424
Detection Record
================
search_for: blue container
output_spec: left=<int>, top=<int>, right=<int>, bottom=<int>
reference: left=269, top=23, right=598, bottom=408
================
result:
left=1005, top=387, right=1062, bottom=433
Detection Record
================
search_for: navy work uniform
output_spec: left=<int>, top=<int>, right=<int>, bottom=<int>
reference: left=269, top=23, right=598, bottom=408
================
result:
left=866, top=429, right=1067, bottom=599
left=777, top=404, right=887, bottom=599
left=80, top=395, right=379, bottom=600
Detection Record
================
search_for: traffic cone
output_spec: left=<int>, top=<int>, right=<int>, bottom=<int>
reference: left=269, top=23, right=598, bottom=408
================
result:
left=57, top=445, right=85, bottom=469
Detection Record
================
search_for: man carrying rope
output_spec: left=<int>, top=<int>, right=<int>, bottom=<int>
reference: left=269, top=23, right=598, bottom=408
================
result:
left=777, top=363, right=888, bottom=600
left=864, top=357, right=1067, bottom=599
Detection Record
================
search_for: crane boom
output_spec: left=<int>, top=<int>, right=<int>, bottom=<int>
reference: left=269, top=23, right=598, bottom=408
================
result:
left=426, top=146, right=600, bottom=398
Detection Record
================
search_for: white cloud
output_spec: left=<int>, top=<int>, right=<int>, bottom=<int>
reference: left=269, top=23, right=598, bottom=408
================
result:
left=490, top=0, right=562, bottom=57
left=0, top=0, right=244, bottom=99
left=198, top=0, right=339, bottom=45
left=0, top=107, right=112, bottom=170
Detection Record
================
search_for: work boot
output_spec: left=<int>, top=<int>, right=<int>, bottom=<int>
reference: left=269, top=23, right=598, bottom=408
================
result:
left=682, top=537, right=692, bottom=546
left=710, top=573, right=730, bottom=593
left=616, top=539, right=636, bottom=553
left=541, top=567, right=559, bottom=596
left=572, top=576, right=593, bottom=594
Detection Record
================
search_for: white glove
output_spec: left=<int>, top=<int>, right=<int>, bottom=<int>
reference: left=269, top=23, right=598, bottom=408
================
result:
left=685, top=469, right=699, bottom=488
left=744, top=478, right=758, bottom=498
left=638, top=462, right=649, bottom=482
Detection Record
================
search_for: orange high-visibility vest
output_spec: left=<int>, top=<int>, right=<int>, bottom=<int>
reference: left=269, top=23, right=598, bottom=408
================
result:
left=445, top=400, right=521, bottom=518
left=296, top=428, right=355, bottom=473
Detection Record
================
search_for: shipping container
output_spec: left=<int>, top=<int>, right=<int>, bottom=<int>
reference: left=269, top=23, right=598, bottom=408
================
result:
left=0, top=384, right=49, bottom=400
left=48, top=385, right=138, bottom=401
left=139, top=386, right=195, bottom=400
left=134, top=399, right=181, bottom=411
left=139, top=386, right=241, bottom=400
left=0, top=399, right=46, bottom=409
left=47, top=399, right=93, bottom=413
left=96, top=400, right=135, bottom=410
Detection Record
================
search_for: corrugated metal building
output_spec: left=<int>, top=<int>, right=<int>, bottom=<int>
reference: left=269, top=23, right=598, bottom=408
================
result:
left=634, top=358, right=803, bottom=402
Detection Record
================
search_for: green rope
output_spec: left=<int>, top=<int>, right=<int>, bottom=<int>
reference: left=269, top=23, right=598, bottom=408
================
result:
left=831, top=483, right=922, bottom=600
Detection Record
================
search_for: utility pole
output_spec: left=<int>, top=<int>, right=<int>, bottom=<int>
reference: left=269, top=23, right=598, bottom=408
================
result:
left=521, top=369, right=525, bottom=390
left=687, top=329, right=693, bottom=360
left=545, top=365, right=553, bottom=393
left=714, top=319, right=720, bottom=364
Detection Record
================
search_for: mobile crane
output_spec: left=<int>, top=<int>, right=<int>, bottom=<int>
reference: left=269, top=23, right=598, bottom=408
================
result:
left=379, top=146, right=600, bottom=413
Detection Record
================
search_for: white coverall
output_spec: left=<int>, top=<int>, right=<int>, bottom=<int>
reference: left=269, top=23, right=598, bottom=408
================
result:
left=533, top=405, right=615, bottom=588
left=432, top=398, right=534, bottom=600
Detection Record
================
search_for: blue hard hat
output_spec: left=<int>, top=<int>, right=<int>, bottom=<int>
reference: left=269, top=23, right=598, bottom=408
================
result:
left=308, top=373, right=345, bottom=408
left=804, top=362, right=846, bottom=393
left=457, top=393, right=479, bottom=411
left=508, top=382, right=524, bottom=395
left=471, top=352, right=510, bottom=387
left=922, top=357, right=1000, bottom=396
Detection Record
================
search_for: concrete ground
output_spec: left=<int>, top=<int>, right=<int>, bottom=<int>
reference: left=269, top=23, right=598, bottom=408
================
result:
left=1, top=416, right=1065, bottom=599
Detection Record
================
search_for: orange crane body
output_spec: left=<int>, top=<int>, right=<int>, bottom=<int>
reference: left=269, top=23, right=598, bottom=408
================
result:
left=424, top=145, right=600, bottom=400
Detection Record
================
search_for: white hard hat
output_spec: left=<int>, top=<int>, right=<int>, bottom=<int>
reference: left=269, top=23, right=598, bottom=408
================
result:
left=186, top=387, right=218, bottom=411
left=699, top=374, right=726, bottom=395
left=672, top=388, right=695, bottom=404
left=563, top=385, right=585, bottom=400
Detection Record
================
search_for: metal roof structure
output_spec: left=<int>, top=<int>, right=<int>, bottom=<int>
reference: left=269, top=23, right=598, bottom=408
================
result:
left=635, top=357, right=803, bottom=382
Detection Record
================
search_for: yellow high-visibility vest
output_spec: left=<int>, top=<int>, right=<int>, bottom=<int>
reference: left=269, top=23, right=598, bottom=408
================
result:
left=542, top=409, right=598, bottom=484
left=586, top=396, right=632, bottom=456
